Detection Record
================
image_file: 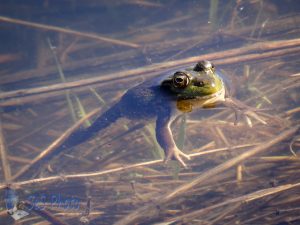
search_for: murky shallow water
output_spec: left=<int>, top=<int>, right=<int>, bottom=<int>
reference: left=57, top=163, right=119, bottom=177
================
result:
left=0, top=1, right=300, bottom=224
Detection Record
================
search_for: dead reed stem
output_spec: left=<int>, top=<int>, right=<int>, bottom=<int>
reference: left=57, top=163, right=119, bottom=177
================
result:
left=12, top=108, right=102, bottom=180
left=0, top=16, right=139, bottom=48
left=114, top=125, right=300, bottom=225
left=1, top=38, right=300, bottom=104
left=0, top=118, right=11, bottom=182
left=170, top=182, right=300, bottom=223
left=23, top=201, right=68, bottom=225
left=0, top=143, right=262, bottom=189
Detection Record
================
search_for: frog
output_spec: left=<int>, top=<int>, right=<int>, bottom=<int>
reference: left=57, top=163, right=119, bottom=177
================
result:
left=23, top=60, right=266, bottom=179
left=55, top=60, right=226, bottom=168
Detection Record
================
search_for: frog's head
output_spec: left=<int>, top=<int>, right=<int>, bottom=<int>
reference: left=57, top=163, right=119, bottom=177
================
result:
left=162, top=61, right=224, bottom=100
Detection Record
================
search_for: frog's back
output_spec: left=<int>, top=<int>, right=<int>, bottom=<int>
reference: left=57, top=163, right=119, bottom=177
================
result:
left=117, top=76, right=176, bottom=119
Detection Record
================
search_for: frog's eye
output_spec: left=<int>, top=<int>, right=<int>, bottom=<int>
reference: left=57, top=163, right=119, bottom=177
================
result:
left=193, top=60, right=215, bottom=72
left=172, top=71, right=190, bottom=89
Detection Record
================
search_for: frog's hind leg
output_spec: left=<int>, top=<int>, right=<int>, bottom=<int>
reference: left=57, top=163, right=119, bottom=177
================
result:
left=155, top=111, right=190, bottom=168
left=18, top=105, right=122, bottom=179
left=61, top=105, right=122, bottom=150
left=223, top=97, right=268, bottom=127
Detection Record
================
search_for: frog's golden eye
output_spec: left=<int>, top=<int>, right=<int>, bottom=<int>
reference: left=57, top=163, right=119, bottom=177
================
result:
left=173, top=71, right=190, bottom=89
left=193, top=60, right=215, bottom=72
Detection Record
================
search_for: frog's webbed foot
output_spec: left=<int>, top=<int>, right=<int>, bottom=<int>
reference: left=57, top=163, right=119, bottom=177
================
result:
left=165, top=146, right=191, bottom=168
left=156, top=112, right=190, bottom=168
left=224, top=97, right=268, bottom=127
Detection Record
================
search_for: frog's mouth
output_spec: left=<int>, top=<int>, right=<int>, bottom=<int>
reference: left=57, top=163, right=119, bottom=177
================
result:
left=196, top=81, right=225, bottom=106
left=176, top=83, right=225, bottom=112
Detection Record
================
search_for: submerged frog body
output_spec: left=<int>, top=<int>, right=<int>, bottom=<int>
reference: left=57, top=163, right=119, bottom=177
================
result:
left=20, top=61, right=229, bottom=180
left=58, top=60, right=225, bottom=167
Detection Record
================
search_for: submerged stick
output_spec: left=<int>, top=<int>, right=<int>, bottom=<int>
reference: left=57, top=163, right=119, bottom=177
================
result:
left=23, top=201, right=69, bottom=225
left=0, top=118, right=11, bottom=182
left=171, top=182, right=300, bottom=223
left=12, top=108, right=102, bottom=180
left=0, top=16, right=139, bottom=48
left=114, top=125, right=300, bottom=225
left=1, top=38, right=300, bottom=103
left=0, top=143, right=258, bottom=189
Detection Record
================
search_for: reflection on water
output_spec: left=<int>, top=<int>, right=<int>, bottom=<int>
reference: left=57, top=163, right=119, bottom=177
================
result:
left=0, top=1, right=300, bottom=224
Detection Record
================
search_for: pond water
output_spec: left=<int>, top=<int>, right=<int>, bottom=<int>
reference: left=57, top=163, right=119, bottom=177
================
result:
left=0, top=1, right=300, bottom=224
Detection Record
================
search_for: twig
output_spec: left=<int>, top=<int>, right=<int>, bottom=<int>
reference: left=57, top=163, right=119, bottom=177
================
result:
left=6, top=159, right=163, bottom=189
left=210, top=203, right=242, bottom=225
left=0, top=15, right=139, bottom=48
left=0, top=53, right=20, bottom=63
left=12, top=108, right=102, bottom=180
left=1, top=143, right=258, bottom=189
left=170, top=182, right=300, bottom=223
left=0, top=117, right=11, bottom=182
left=23, top=201, right=69, bottom=225
left=113, top=125, right=299, bottom=225
left=1, top=38, right=300, bottom=103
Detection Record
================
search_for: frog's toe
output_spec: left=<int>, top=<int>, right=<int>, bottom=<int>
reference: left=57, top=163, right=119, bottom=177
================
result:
left=234, top=110, right=267, bottom=127
left=165, top=147, right=190, bottom=168
left=244, top=111, right=267, bottom=125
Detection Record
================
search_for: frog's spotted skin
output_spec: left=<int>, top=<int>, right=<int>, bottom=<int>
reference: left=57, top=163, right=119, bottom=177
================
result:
left=33, top=61, right=226, bottom=173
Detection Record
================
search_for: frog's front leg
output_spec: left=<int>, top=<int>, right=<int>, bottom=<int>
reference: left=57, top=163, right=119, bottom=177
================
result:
left=155, top=111, right=190, bottom=168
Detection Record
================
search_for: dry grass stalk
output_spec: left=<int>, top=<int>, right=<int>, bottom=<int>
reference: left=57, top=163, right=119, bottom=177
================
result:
left=0, top=16, right=139, bottom=48
left=114, top=125, right=300, bottom=225
left=1, top=38, right=300, bottom=104
left=0, top=118, right=11, bottom=182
